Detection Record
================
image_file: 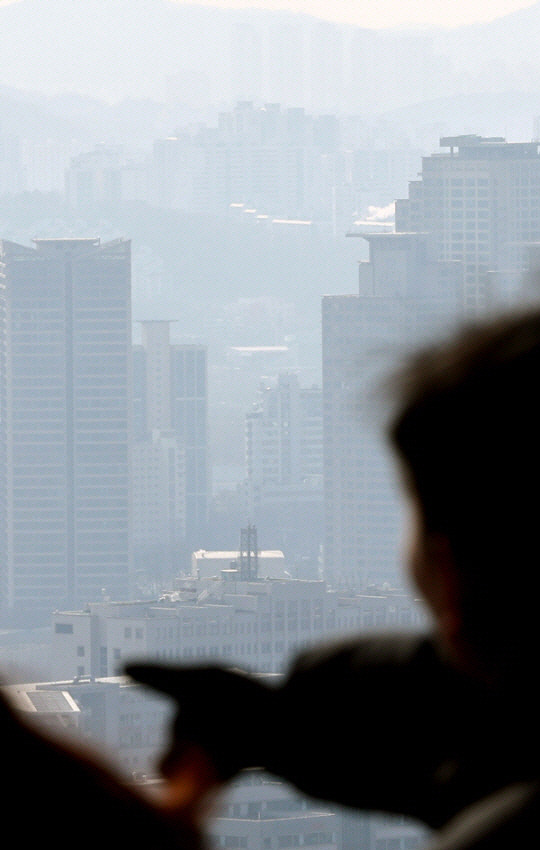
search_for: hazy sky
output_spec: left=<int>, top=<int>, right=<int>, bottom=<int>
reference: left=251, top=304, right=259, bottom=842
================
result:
left=0, top=0, right=538, bottom=28
left=165, top=0, right=538, bottom=29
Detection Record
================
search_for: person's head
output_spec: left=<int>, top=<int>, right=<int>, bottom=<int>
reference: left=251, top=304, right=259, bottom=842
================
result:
left=388, top=306, right=540, bottom=681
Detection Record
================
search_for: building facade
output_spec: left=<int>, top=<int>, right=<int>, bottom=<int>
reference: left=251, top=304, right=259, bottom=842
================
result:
left=132, top=320, right=208, bottom=576
left=244, top=372, right=323, bottom=561
left=322, top=232, right=461, bottom=591
left=0, top=238, right=133, bottom=625
left=395, top=134, right=540, bottom=316
left=49, top=577, right=427, bottom=682
left=131, top=430, right=186, bottom=589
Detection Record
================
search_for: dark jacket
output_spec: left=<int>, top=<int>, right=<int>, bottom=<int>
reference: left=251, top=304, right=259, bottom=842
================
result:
left=263, top=632, right=540, bottom=848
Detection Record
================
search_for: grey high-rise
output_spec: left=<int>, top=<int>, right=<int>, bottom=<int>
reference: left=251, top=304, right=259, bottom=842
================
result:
left=395, top=135, right=540, bottom=316
left=322, top=233, right=461, bottom=591
left=0, top=238, right=132, bottom=625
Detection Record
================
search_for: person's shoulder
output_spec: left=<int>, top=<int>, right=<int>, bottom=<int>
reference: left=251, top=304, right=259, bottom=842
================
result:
left=287, top=630, right=442, bottom=677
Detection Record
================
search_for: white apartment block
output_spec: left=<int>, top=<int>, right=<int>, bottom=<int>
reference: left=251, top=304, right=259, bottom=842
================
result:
left=132, top=321, right=209, bottom=564
left=66, top=144, right=149, bottom=209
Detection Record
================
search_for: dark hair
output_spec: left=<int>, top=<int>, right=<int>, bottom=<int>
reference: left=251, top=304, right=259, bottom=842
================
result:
left=388, top=307, right=540, bottom=661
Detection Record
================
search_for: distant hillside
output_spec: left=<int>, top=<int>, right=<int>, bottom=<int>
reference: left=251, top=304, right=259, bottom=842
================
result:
left=436, top=2, right=540, bottom=68
left=1, top=0, right=540, bottom=120
left=381, top=90, right=540, bottom=144
left=0, top=0, right=300, bottom=103
left=0, top=84, right=182, bottom=146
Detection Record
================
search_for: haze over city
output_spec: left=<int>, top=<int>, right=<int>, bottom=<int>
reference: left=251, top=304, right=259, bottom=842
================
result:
left=2, top=3, right=540, bottom=847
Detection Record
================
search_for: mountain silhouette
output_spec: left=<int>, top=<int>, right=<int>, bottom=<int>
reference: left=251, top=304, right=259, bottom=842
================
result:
left=1, top=0, right=540, bottom=115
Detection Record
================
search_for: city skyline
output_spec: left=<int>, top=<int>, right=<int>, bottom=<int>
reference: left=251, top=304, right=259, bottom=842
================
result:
left=1, top=4, right=540, bottom=848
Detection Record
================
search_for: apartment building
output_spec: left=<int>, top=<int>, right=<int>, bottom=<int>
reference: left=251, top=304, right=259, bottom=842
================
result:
left=395, top=134, right=540, bottom=315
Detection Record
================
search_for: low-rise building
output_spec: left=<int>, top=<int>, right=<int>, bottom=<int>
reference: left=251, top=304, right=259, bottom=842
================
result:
left=50, top=578, right=427, bottom=682
left=210, top=770, right=339, bottom=850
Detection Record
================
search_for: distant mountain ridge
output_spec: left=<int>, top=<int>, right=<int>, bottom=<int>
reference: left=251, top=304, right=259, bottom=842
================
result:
left=2, top=0, right=540, bottom=146
left=1, top=0, right=540, bottom=109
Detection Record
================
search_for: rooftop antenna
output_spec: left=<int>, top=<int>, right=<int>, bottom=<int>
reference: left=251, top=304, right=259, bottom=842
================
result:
left=239, top=524, right=259, bottom=580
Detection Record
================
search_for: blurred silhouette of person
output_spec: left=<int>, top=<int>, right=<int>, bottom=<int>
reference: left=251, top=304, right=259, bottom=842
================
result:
left=127, top=306, right=540, bottom=849
left=0, top=678, right=211, bottom=846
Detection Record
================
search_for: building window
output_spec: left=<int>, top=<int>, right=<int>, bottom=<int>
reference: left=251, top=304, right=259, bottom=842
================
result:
left=55, top=623, right=74, bottom=634
left=278, top=836, right=301, bottom=848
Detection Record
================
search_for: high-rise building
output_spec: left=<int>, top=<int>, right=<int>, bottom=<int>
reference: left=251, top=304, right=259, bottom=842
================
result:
left=0, top=238, right=133, bottom=625
left=244, top=371, right=323, bottom=562
left=322, top=232, right=461, bottom=591
left=131, top=430, right=186, bottom=588
left=395, top=134, right=540, bottom=315
left=132, top=321, right=208, bottom=574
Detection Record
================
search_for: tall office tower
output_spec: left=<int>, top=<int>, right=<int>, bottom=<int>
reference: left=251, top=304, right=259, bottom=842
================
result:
left=0, top=238, right=132, bottom=626
left=244, top=371, right=323, bottom=561
left=322, top=233, right=461, bottom=591
left=395, top=135, right=540, bottom=316
left=132, top=321, right=208, bottom=575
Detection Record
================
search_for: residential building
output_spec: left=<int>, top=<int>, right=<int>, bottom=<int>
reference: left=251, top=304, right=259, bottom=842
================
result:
left=395, top=134, right=540, bottom=315
left=132, top=321, right=208, bottom=574
left=0, top=238, right=132, bottom=625
left=66, top=144, right=149, bottom=211
left=244, top=372, right=323, bottom=560
left=131, top=430, right=186, bottom=589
